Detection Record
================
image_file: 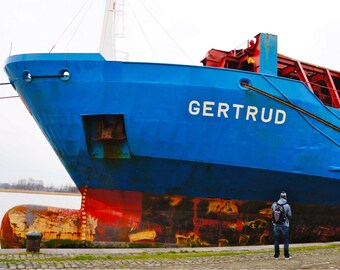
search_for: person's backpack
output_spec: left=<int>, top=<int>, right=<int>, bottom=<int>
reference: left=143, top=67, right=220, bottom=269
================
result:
left=272, top=203, right=286, bottom=224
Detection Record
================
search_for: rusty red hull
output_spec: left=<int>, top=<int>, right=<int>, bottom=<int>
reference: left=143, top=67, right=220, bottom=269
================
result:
left=1, top=188, right=339, bottom=248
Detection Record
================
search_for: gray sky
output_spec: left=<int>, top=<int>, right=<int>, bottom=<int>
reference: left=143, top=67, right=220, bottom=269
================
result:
left=1, top=0, right=340, bottom=186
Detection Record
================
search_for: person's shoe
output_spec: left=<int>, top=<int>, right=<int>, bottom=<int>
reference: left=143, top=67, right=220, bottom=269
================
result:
left=274, top=257, right=279, bottom=260
left=285, top=256, right=292, bottom=260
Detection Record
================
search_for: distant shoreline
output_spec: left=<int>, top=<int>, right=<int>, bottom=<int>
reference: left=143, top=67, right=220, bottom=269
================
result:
left=0, top=189, right=81, bottom=196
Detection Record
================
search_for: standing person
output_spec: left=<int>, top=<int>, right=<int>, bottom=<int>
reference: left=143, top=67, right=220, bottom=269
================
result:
left=271, top=191, right=292, bottom=260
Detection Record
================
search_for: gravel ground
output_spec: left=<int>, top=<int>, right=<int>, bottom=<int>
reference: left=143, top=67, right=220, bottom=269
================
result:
left=0, top=242, right=339, bottom=269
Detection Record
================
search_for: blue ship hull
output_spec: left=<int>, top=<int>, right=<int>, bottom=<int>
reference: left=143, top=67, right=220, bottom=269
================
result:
left=2, top=34, right=340, bottom=247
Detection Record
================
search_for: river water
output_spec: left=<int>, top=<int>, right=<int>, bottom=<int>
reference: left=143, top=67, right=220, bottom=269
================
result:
left=0, top=190, right=81, bottom=248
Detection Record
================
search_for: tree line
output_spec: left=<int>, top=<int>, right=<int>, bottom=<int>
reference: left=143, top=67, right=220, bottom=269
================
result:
left=0, top=178, right=79, bottom=193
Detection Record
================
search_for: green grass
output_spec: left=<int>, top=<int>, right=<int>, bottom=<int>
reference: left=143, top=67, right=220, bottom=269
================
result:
left=290, top=243, right=339, bottom=252
left=0, top=244, right=338, bottom=264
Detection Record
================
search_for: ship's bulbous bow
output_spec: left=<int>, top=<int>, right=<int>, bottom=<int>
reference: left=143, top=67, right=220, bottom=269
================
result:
left=1, top=189, right=339, bottom=248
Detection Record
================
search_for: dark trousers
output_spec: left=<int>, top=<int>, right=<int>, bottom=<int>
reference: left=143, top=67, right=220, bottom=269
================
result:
left=273, top=225, right=290, bottom=258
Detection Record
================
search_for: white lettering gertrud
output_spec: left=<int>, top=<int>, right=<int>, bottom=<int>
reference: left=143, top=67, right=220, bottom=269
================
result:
left=188, top=100, right=286, bottom=125
left=233, top=104, right=244, bottom=119
left=217, top=103, right=229, bottom=118
left=275, top=110, right=286, bottom=124
left=246, top=106, right=258, bottom=121
left=188, top=100, right=200, bottom=115
left=202, top=101, right=215, bottom=117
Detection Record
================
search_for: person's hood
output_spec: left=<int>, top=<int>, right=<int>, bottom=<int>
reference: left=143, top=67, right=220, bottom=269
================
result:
left=277, top=198, right=287, bottom=204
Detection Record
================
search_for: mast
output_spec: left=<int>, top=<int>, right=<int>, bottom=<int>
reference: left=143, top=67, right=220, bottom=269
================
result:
left=100, top=0, right=116, bottom=60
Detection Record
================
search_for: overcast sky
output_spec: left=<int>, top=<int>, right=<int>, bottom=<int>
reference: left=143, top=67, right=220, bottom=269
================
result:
left=1, top=0, right=340, bottom=186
